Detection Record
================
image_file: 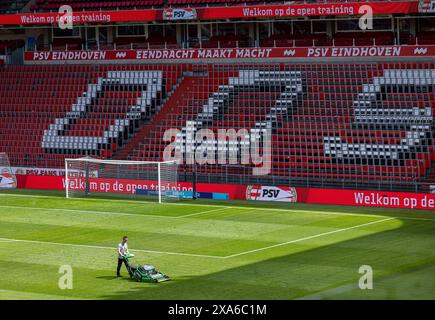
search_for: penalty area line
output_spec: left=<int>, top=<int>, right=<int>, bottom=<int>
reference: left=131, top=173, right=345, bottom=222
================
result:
left=177, top=207, right=233, bottom=218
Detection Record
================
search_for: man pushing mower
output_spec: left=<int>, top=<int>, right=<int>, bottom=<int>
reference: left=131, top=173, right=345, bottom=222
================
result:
left=116, top=236, right=170, bottom=283
left=117, top=236, right=132, bottom=277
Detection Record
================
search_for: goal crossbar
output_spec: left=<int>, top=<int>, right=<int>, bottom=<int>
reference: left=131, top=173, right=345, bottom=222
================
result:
left=65, top=158, right=177, bottom=165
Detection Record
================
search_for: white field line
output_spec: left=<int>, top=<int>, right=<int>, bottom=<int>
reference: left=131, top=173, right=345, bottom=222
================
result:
left=0, top=193, right=221, bottom=209
left=0, top=205, right=228, bottom=220
left=223, top=217, right=396, bottom=259
left=0, top=237, right=225, bottom=259
left=0, top=205, right=179, bottom=219
left=0, top=218, right=396, bottom=260
left=0, top=193, right=434, bottom=221
left=177, top=207, right=233, bottom=218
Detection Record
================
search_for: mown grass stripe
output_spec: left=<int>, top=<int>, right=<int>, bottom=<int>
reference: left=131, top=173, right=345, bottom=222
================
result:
left=0, top=237, right=225, bottom=259
left=224, top=217, right=396, bottom=259
left=0, top=201, right=433, bottom=222
left=0, top=218, right=395, bottom=259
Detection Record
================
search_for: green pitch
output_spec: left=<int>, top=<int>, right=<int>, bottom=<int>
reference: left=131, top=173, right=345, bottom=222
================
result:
left=0, top=189, right=434, bottom=300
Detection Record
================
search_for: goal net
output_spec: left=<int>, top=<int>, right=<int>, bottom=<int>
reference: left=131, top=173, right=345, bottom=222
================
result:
left=0, top=152, right=17, bottom=190
left=65, top=158, right=182, bottom=203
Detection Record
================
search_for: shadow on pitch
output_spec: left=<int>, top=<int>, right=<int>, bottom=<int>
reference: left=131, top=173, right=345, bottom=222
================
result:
left=96, top=215, right=435, bottom=300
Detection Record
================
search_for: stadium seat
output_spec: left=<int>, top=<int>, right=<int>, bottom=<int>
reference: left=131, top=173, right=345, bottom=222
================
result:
left=0, top=62, right=433, bottom=191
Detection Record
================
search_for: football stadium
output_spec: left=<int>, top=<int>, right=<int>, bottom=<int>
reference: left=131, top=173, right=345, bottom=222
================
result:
left=0, top=0, right=434, bottom=303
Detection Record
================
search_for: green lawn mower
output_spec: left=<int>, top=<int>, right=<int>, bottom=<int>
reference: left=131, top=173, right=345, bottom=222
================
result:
left=123, top=253, right=171, bottom=283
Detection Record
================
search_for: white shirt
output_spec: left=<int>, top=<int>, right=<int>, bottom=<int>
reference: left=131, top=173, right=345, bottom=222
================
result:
left=118, top=242, right=128, bottom=258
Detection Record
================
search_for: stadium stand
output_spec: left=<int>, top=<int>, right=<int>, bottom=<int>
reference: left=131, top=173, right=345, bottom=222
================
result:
left=51, top=38, right=83, bottom=50
left=261, top=32, right=397, bottom=48
left=0, top=1, right=434, bottom=193
left=0, top=0, right=28, bottom=13
left=0, top=65, right=102, bottom=167
left=200, top=34, right=252, bottom=48
left=31, top=0, right=164, bottom=11
left=3, top=62, right=430, bottom=190
left=0, top=64, right=182, bottom=167
left=122, top=63, right=434, bottom=191
left=0, top=40, right=25, bottom=54
left=411, top=32, right=435, bottom=45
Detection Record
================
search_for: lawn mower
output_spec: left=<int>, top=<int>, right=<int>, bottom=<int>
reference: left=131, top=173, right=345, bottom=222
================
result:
left=122, top=253, right=171, bottom=283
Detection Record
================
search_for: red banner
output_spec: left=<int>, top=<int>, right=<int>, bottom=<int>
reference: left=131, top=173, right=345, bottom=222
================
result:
left=0, top=1, right=420, bottom=25
left=197, top=1, right=419, bottom=19
left=296, top=188, right=435, bottom=210
left=0, top=10, right=160, bottom=25
left=16, top=175, right=435, bottom=210
left=24, top=45, right=435, bottom=63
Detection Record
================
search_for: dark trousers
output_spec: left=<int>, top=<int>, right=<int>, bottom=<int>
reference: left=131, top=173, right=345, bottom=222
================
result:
left=117, top=258, right=131, bottom=276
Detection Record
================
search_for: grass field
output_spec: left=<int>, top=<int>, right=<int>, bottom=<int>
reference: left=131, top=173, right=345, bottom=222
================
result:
left=0, top=189, right=434, bottom=300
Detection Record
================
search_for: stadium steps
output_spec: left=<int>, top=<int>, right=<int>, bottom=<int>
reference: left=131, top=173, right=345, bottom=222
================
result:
left=126, top=72, right=229, bottom=161
left=425, top=165, right=435, bottom=183
left=112, top=75, right=189, bottom=160
left=22, top=0, right=37, bottom=13
left=0, top=65, right=102, bottom=167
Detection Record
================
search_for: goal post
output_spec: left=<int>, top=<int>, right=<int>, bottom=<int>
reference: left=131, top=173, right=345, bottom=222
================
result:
left=0, top=152, right=17, bottom=190
left=65, top=158, right=183, bottom=203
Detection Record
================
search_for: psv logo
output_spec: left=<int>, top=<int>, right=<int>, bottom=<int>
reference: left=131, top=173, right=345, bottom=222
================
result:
left=246, top=186, right=297, bottom=202
left=173, top=11, right=186, bottom=18
left=163, top=8, right=197, bottom=20
left=262, top=189, right=280, bottom=198
left=419, top=0, right=435, bottom=12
